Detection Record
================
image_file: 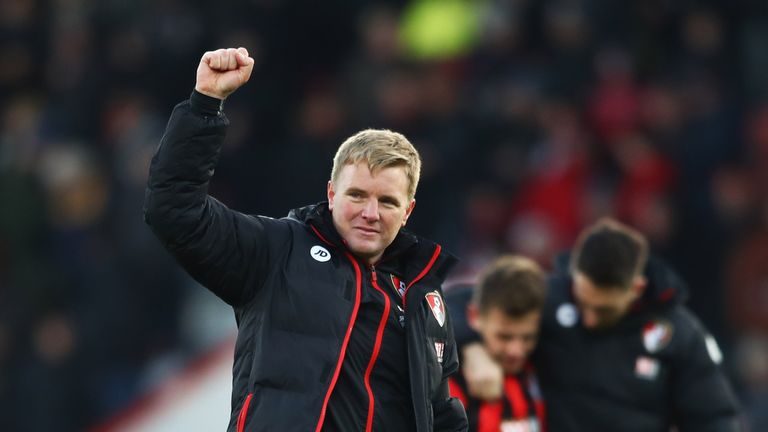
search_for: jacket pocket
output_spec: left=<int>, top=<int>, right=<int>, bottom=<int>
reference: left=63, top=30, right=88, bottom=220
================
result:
left=236, top=393, right=253, bottom=432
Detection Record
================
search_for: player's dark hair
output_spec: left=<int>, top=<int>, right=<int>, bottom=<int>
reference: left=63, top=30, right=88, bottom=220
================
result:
left=473, top=255, right=547, bottom=317
left=570, top=218, right=648, bottom=290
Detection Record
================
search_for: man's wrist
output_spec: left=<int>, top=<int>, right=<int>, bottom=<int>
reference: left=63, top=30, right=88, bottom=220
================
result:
left=190, top=89, right=225, bottom=116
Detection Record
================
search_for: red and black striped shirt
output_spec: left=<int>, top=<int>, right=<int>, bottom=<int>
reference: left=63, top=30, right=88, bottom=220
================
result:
left=449, top=365, right=545, bottom=432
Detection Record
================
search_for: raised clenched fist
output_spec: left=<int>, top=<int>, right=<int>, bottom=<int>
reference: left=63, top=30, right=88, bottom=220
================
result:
left=195, top=47, right=255, bottom=100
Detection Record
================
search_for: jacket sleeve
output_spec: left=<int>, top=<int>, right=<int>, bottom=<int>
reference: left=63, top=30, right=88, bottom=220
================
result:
left=671, top=309, right=744, bottom=432
left=433, top=294, right=469, bottom=432
left=144, top=91, right=288, bottom=307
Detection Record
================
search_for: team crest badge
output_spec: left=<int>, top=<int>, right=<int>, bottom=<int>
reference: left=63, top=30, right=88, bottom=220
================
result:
left=642, top=320, right=673, bottom=353
left=425, top=291, right=446, bottom=327
left=390, top=275, right=407, bottom=298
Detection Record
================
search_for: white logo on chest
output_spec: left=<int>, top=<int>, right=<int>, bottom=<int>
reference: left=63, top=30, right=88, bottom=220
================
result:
left=310, top=245, right=331, bottom=262
left=556, top=303, right=578, bottom=328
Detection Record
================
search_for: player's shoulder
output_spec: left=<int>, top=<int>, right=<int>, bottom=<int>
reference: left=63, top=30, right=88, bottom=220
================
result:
left=662, top=304, right=704, bottom=333
left=651, top=304, right=714, bottom=354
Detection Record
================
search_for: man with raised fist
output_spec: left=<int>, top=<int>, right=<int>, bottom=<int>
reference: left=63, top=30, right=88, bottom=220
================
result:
left=144, top=48, right=467, bottom=432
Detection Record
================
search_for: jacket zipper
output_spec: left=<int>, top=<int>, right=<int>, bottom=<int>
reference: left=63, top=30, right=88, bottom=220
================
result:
left=363, top=266, right=392, bottom=432
left=236, top=393, right=253, bottom=432
left=314, top=250, right=363, bottom=432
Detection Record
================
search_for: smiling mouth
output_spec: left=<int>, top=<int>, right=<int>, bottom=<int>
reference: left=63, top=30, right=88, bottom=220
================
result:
left=354, top=227, right=379, bottom=235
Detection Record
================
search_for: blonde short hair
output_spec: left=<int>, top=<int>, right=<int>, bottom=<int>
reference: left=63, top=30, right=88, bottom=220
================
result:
left=331, top=129, right=422, bottom=200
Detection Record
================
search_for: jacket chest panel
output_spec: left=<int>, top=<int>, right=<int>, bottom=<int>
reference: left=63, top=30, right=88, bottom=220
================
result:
left=267, top=240, right=357, bottom=338
left=541, top=320, right=672, bottom=409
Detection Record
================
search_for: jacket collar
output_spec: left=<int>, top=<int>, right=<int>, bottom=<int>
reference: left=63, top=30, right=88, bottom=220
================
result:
left=288, top=202, right=457, bottom=284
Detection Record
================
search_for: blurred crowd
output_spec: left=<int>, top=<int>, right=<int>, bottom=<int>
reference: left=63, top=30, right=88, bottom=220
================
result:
left=2, top=0, right=768, bottom=430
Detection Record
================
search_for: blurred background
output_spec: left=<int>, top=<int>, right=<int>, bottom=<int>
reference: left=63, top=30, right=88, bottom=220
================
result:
left=2, top=0, right=768, bottom=430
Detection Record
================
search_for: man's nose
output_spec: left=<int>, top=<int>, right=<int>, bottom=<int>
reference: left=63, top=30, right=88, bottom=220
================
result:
left=505, top=340, right=525, bottom=358
left=361, top=199, right=379, bottom=220
left=582, top=309, right=598, bottom=329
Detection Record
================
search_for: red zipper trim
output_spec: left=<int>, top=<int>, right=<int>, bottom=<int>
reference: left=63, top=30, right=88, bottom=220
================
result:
left=364, top=268, right=392, bottom=432
left=403, top=244, right=442, bottom=307
left=236, top=393, right=253, bottom=432
left=314, top=251, right=363, bottom=432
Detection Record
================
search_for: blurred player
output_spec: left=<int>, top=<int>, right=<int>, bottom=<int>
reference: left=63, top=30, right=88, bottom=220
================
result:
left=447, top=256, right=547, bottom=431
left=454, top=218, right=743, bottom=431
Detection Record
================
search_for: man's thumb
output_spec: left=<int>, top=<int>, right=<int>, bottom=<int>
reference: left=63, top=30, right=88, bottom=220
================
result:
left=236, top=47, right=253, bottom=66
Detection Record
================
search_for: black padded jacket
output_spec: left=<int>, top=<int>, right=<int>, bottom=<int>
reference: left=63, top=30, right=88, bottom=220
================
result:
left=144, top=91, right=468, bottom=432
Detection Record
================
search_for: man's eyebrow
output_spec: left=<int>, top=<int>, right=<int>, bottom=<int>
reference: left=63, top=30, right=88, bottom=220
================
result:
left=379, top=194, right=401, bottom=205
left=345, top=187, right=367, bottom=195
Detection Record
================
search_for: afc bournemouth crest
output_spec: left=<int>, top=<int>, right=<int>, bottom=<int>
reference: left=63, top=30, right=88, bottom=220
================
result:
left=642, top=320, right=673, bottom=353
left=390, top=275, right=407, bottom=299
left=425, top=291, right=446, bottom=327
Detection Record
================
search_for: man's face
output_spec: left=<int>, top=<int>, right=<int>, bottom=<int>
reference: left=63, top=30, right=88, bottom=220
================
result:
left=471, top=307, right=540, bottom=375
left=328, top=162, right=414, bottom=264
left=572, top=271, right=644, bottom=330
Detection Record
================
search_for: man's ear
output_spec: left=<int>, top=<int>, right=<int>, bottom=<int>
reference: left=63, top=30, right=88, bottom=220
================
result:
left=402, top=199, right=416, bottom=227
left=467, top=303, right=481, bottom=331
left=327, top=181, right=335, bottom=210
left=631, top=275, right=647, bottom=299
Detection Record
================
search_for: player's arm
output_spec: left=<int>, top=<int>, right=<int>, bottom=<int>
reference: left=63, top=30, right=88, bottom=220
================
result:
left=145, top=48, right=282, bottom=306
left=670, top=310, right=744, bottom=432
left=460, top=342, right=503, bottom=401
left=445, top=286, right=503, bottom=401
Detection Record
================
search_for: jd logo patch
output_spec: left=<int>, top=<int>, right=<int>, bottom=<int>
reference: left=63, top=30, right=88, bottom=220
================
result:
left=310, top=245, right=331, bottom=262
left=425, top=291, right=445, bottom=327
